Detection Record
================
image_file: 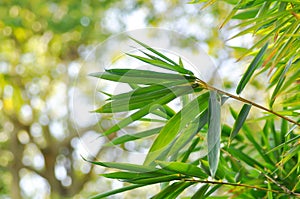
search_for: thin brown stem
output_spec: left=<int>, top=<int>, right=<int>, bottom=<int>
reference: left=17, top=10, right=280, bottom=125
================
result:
left=183, top=179, right=300, bottom=196
left=195, top=79, right=300, bottom=127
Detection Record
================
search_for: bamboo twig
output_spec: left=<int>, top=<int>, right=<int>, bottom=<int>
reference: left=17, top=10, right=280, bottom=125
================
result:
left=195, top=79, right=300, bottom=127
left=183, top=178, right=300, bottom=196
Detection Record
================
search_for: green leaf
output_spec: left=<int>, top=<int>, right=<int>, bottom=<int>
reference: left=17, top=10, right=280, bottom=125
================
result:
left=232, top=9, right=259, bottom=20
left=84, top=159, right=171, bottom=174
left=168, top=110, right=208, bottom=161
left=229, top=104, right=251, bottom=144
left=156, top=161, right=209, bottom=179
left=151, top=182, right=194, bottom=199
left=110, top=82, right=188, bottom=101
left=89, top=184, right=146, bottom=199
left=192, top=184, right=210, bottom=199
left=90, top=70, right=194, bottom=85
left=106, top=69, right=194, bottom=80
left=226, top=147, right=264, bottom=170
left=106, top=127, right=162, bottom=146
left=127, top=174, right=183, bottom=184
left=101, top=86, right=191, bottom=136
left=129, top=37, right=193, bottom=75
left=270, top=57, right=294, bottom=107
left=144, top=92, right=209, bottom=165
left=163, top=182, right=194, bottom=199
left=126, top=53, right=193, bottom=75
left=180, top=137, right=201, bottom=163
left=101, top=171, right=163, bottom=180
left=151, top=182, right=187, bottom=199
left=207, top=91, right=221, bottom=177
left=236, top=42, right=268, bottom=94
left=95, top=87, right=174, bottom=113
left=266, top=135, right=300, bottom=154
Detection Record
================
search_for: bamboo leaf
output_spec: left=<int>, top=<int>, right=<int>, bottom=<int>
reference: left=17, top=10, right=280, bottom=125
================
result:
left=110, top=82, right=188, bottom=101
left=126, top=53, right=193, bottom=75
left=229, top=104, right=251, bottom=144
left=270, top=57, right=294, bottom=107
left=226, top=147, right=264, bottom=170
left=106, top=69, right=194, bottom=80
left=156, top=161, right=209, bottom=179
left=162, top=182, right=194, bottom=199
left=84, top=158, right=172, bottom=174
left=129, top=37, right=193, bottom=76
left=106, top=127, right=162, bottom=146
left=101, top=87, right=191, bottom=136
left=89, top=184, right=145, bottom=199
left=236, top=42, right=269, bottom=94
left=151, top=182, right=194, bottom=199
left=127, top=174, right=183, bottom=184
left=191, top=184, right=210, bottom=199
left=151, top=182, right=187, bottom=199
left=207, top=91, right=221, bottom=177
left=144, top=92, right=209, bottom=165
left=168, top=110, right=208, bottom=161
left=101, top=171, right=163, bottom=180
left=232, top=9, right=259, bottom=20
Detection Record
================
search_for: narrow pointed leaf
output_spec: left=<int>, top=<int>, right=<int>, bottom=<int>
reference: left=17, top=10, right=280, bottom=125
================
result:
left=107, top=127, right=162, bottom=146
left=84, top=159, right=171, bottom=174
left=192, top=184, right=210, bottom=199
left=129, top=37, right=185, bottom=69
left=106, top=69, right=194, bottom=80
left=229, top=104, right=252, bottom=143
left=270, top=57, right=294, bottom=107
left=168, top=110, right=208, bottom=160
left=89, top=184, right=145, bottom=199
left=151, top=182, right=187, bottom=199
left=126, top=53, right=193, bottom=75
left=207, top=91, right=221, bottom=177
left=236, top=42, right=269, bottom=94
left=110, top=82, right=188, bottom=101
left=156, top=161, right=208, bottom=179
left=226, top=147, right=264, bottom=169
left=127, top=174, right=183, bottom=184
left=102, top=87, right=191, bottom=136
left=162, top=182, right=194, bottom=199
left=101, top=171, right=163, bottom=180
left=144, top=92, right=209, bottom=165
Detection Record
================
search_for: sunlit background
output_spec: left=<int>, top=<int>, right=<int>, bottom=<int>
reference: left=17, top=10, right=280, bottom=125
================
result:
left=0, top=1, right=257, bottom=198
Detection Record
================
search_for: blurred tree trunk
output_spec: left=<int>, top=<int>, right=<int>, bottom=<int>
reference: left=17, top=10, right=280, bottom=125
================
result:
left=9, top=120, right=23, bottom=199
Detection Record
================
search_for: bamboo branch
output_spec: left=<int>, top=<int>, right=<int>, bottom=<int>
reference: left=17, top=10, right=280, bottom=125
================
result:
left=195, top=79, right=300, bottom=127
left=183, top=178, right=300, bottom=196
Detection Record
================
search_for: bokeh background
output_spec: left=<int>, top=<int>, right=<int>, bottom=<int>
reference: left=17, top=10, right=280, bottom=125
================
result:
left=0, top=1, right=251, bottom=198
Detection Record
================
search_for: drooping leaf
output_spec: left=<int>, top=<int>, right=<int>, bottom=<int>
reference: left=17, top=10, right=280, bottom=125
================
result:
left=191, top=184, right=210, bottom=199
left=229, top=104, right=252, bottom=144
left=168, top=110, right=208, bottom=161
left=270, top=57, right=294, bottom=107
left=151, top=182, right=193, bottom=199
left=236, top=42, right=269, bottom=94
left=207, top=90, right=221, bottom=177
left=144, top=92, right=209, bottom=165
